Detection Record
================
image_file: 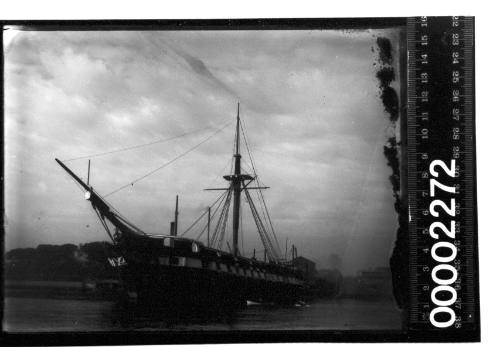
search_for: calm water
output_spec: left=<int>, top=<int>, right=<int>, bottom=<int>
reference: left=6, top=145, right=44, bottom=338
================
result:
left=3, top=297, right=402, bottom=332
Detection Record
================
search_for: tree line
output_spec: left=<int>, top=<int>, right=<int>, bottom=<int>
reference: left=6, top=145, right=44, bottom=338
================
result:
left=5, top=242, right=120, bottom=281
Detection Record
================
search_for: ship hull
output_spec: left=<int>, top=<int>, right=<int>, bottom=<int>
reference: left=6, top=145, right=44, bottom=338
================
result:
left=120, top=261, right=306, bottom=310
left=102, top=225, right=309, bottom=310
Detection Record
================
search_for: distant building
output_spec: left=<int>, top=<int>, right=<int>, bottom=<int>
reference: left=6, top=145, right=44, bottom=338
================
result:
left=341, top=267, right=394, bottom=300
left=357, top=267, right=393, bottom=295
left=358, top=266, right=391, bottom=279
left=292, top=256, right=317, bottom=280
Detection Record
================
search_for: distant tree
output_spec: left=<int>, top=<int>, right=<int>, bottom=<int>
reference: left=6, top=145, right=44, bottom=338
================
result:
left=5, top=242, right=119, bottom=281
left=6, top=247, right=37, bottom=260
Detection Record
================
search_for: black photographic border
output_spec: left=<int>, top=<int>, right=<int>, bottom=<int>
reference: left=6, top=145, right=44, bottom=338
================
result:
left=0, top=17, right=479, bottom=344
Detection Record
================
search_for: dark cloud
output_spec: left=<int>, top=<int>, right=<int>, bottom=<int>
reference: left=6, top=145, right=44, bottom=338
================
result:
left=175, top=49, right=236, bottom=97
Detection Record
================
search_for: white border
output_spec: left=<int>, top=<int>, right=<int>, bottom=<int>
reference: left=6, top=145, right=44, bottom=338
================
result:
left=2, top=1, right=497, bottom=346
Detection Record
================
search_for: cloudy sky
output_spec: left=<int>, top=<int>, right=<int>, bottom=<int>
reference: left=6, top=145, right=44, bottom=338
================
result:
left=4, top=27, right=402, bottom=274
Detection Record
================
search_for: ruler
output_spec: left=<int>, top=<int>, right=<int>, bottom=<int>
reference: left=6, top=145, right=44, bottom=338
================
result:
left=407, top=16, right=477, bottom=336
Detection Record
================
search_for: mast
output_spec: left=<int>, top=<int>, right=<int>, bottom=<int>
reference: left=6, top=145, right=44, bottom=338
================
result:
left=87, top=160, right=91, bottom=185
left=207, top=206, right=211, bottom=247
left=205, top=102, right=269, bottom=257
left=232, top=103, right=242, bottom=256
left=174, top=195, right=179, bottom=236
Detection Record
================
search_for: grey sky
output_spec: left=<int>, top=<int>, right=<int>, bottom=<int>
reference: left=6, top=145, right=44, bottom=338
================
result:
left=4, top=28, right=402, bottom=274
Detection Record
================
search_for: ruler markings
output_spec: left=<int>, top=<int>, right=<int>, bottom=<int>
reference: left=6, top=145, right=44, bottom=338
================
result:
left=407, top=16, right=476, bottom=332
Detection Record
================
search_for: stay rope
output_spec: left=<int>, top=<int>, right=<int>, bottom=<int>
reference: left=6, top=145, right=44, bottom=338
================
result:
left=240, top=116, right=283, bottom=259
left=179, top=189, right=227, bottom=237
left=103, top=120, right=233, bottom=197
left=62, top=126, right=215, bottom=162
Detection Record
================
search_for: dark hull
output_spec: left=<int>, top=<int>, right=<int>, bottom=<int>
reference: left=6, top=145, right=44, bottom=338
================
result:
left=120, top=258, right=306, bottom=309
left=115, top=242, right=306, bottom=308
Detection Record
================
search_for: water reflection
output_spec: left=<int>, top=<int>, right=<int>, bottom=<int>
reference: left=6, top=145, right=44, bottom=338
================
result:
left=108, top=301, right=243, bottom=330
left=4, top=297, right=402, bottom=332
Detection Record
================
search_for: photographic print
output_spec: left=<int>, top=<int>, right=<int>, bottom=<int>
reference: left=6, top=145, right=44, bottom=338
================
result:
left=1, top=17, right=478, bottom=343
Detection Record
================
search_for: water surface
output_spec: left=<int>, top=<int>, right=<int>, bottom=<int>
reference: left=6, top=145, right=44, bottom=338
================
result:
left=4, top=297, right=402, bottom=332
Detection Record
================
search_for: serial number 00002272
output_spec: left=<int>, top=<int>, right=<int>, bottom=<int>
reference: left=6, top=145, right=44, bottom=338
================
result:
left=426, top=159, right=460, bottom=328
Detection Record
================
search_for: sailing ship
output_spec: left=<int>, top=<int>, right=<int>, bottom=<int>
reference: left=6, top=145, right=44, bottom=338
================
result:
left=56, top=104, right=315, bottom=308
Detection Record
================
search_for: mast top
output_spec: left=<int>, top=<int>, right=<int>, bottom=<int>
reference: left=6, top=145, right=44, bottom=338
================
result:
left=235, top=102, right=240, bottom=157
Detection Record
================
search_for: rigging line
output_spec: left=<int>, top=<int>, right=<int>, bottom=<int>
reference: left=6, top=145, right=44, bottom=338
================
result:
left=91, top=189, right=147, bottom=235
left=180, top=190, right=227, bottom=237
left=61, top=160, right=146, bottom=236
left=247, top=160, right=280, bottom=254
left=195, top=223, right=209, bottom=241
left=218, top=191, right=232, bottom=249
left=210, top=187, right=232, bottom=246
left=244, top=189, right=278, bottom=260
left=62, top=125, right=215, bottom=162
left=240, top=117, right=282, bottom=256
left=211, top=191, right=232, bottom=249
left=210, top=200, right=226, bottom=246
left=209, top=190, right=227, bottom=245
left=103, top=120, right=233, bottom=197
left=204, top=190, right=227, bottom=238
left=251, top=193, right=280, bottom=259
left=240, top=116, right=258, bottom=175
left=240, top=135, right=276, bottom=255
left=219, top=198, right=232, bottom=250
left=256, top=176, right=282, bottom=255
left=180, top=211, right=208, bottom=237
left=114, top=214, right=147, bottom=236
left=240, top=158, right=254, bottom=176
left=216, top=190, right=233, bottom=250
left=253, top=179, right=273, bottom=239
left=181, top=208, right=207, bottom=238
left=239, top=119, right=267, bottom=217
left=204, top=188, right=229, bottom=243
left=194, top=191, right=228, bottom=242
left=69, top=173, right=147, bottom=236
left=94, top=209, right=115, bottom=244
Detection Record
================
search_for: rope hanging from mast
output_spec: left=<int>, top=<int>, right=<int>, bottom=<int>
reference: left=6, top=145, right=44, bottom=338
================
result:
left=103, top=120, right=233, bottom=197
left=61, top=125, right=216, bottom=162
left=208, top=186, right=233, bottom=249
left=244, top=189, right=280, bottom=261
left=179, top=189, right=227, bottom=237
left=240, top=115, right=283, bottom=260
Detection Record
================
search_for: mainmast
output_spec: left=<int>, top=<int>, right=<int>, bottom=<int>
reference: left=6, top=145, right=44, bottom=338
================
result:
left=232, top=103, right=242, bottom=256
left=206, top=103, right=271, bottom=258
left=222, top=103, right=253, bottom=256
